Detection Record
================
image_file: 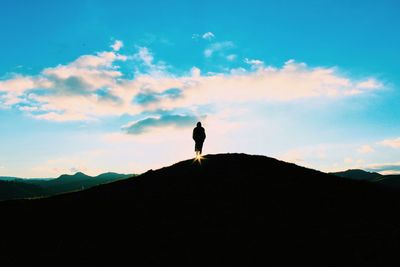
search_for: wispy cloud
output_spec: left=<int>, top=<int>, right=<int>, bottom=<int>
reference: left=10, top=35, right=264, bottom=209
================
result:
left=133, top=46, right=168, bottom=75
left=134, top=46, right=154, bottom=66
left=356, top=79, right=383, bottom=90
left=379, top=137, right=400, bottom=148
left=204, top=41, right=234, bottom=57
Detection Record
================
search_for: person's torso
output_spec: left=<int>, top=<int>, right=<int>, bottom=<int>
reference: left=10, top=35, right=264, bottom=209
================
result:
left=194, top=127, right=205, bottom=140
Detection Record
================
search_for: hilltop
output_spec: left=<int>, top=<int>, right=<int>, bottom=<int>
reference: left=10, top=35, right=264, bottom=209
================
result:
left=1, top=153, right=400, bottom=266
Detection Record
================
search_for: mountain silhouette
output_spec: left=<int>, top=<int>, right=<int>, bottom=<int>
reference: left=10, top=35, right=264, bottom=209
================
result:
left=55, top=171, right=91, bottom=182
left=331, top=169, right=400, bottom=191
left=330, top=169, right=382, bottom=181
left=2, top=153, right=400, bottom=266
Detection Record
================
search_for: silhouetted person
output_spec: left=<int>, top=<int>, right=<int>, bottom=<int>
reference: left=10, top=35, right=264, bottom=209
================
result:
left=193, top=122, right=206, bottom=156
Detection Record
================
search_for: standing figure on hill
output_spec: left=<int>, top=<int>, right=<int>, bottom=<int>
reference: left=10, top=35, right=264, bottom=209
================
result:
left=193, top=122, right=206, bottom=156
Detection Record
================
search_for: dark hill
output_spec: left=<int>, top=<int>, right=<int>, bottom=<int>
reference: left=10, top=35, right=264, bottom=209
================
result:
left=2, top=153, right=400, bottom=266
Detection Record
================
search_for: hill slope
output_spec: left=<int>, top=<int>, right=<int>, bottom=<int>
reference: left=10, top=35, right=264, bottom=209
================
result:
left=2, top=153, right=400, bottom=266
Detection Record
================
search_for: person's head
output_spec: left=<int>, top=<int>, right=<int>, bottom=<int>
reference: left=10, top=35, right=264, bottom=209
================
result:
left=197, top=122, right=202, bottom=127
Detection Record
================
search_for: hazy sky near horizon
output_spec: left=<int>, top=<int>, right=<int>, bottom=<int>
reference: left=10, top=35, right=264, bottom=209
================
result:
left=1, top=0, right=400, bottom=177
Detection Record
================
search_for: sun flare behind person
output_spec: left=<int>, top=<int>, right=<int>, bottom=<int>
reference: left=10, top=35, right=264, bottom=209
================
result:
left=193, top=153, right=205, bottom=164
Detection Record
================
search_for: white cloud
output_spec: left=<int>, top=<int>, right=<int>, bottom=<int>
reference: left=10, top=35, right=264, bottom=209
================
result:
left=379, top=137, right=400, bottom=148
left=111, top=40, right=124, bottom=51
left=0, top=41, right=384, bottom=127
left=0, top=75, right=36, bottom=93
left=357, top=145, right=374, bottom=154
left=0, top=76, right=37, bottom=105
left=70, top=51, right=127, bottom=68
left=356, top=78, right=383, bottom=90
left=202, top=32, right=215, bottom=40
left=192, top=32, right=215, bottom=41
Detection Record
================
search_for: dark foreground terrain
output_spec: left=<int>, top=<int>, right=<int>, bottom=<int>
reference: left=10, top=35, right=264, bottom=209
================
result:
left=1, top=153, right=400, bottom=266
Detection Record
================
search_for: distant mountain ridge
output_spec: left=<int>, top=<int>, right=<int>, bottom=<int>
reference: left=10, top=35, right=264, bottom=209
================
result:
left=330, top=169, right=382, bottom=181
left=40, top=171, right=134, bottom=195
left=0, top=171, right=131, bottom=181
left=330, top=168, right=400, bottom=189
left=0, top=171, right=134, bottom=201
left=56, top=171, right=91, bottom=182
left=0, top=176, right=52, bottom=181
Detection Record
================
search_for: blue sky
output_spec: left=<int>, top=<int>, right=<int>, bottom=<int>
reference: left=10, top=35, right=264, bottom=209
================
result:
left=1, top=0, right=400, bottom=177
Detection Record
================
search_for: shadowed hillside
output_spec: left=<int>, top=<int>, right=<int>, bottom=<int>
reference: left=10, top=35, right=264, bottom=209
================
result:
left=2, top=153, right=400, bottom=266
left=0, top=180, right=46, bottom=201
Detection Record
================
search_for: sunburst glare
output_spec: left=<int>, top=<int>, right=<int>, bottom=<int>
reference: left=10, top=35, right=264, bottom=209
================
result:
left=193, top=153, right=205, bottom=164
